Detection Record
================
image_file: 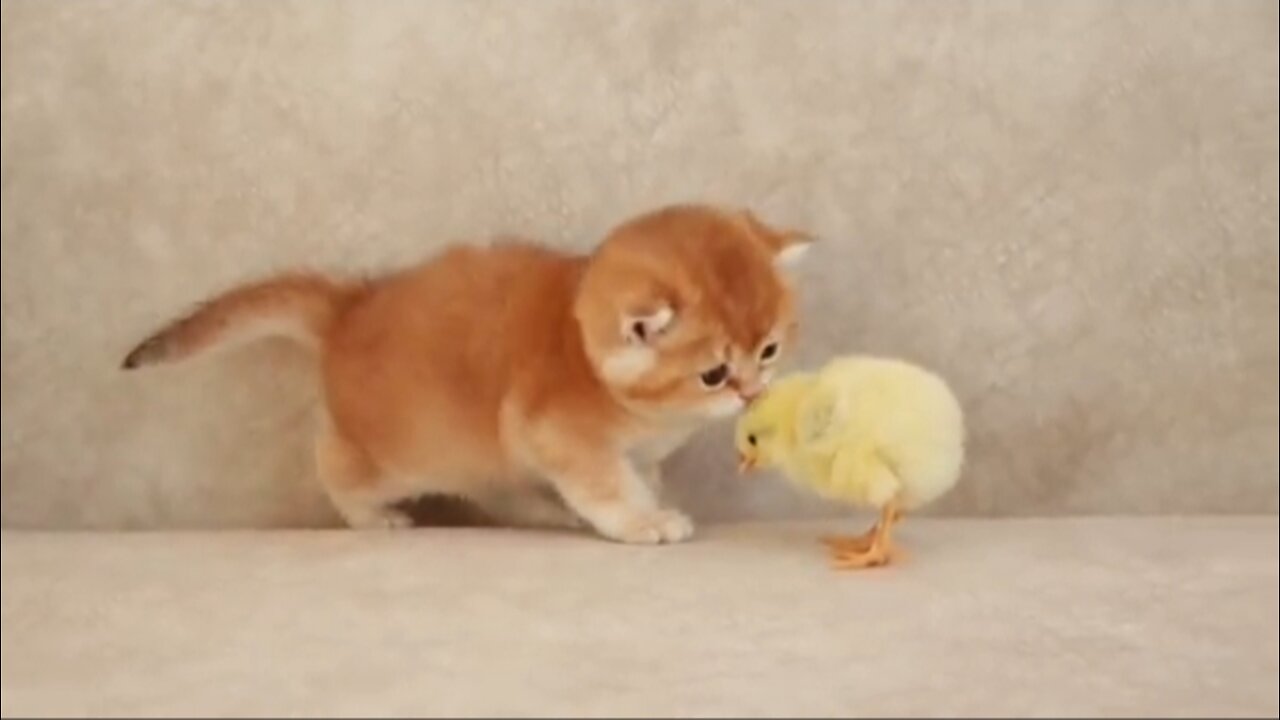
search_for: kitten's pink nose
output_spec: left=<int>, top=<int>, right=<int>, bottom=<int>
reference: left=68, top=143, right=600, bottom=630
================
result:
left=738, top=382, right=765, bottom=403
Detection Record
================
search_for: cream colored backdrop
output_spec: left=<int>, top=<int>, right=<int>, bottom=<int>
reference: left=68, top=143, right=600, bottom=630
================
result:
left=2, top=1, right=1276, bottom=529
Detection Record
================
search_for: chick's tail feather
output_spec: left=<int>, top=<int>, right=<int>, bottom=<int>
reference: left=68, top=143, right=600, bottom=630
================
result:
left=121, top=273, right=361, bottom=370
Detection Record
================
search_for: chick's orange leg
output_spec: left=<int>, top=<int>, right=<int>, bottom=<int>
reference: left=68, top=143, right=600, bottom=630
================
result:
left=829, top=501, right=900, bottom=570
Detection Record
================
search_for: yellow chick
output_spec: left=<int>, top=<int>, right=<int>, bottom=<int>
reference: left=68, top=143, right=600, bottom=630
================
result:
left=735, top=356, right=965, bottom=570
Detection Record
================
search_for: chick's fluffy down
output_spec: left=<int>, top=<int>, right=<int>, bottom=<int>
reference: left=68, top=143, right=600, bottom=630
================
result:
left=801, top=357, right=965, bottom=511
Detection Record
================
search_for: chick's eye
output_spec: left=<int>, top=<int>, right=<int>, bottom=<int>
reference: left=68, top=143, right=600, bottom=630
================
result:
left=759, top=342, right=779, bottom=362
left=747, top=434, right=758, bottom=447
left=699, top=364, right=730, bottom=389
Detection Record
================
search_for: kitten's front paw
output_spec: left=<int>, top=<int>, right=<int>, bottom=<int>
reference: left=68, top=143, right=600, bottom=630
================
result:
left=607, top=508, right=694, bottom=545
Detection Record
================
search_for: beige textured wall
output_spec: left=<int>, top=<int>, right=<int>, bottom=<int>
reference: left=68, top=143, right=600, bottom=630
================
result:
left=1, top=1, right=1276, bottom=529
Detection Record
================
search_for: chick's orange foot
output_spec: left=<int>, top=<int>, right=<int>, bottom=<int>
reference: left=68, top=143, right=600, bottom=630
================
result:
left=825, top=501, right=902, bottom=570
left=819, top=530, right=877, bottom=554
left=828, top=541, right=895, bottom=570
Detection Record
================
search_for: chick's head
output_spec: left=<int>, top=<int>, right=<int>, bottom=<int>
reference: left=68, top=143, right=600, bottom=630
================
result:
left=734, top=372, right=814, bottom=472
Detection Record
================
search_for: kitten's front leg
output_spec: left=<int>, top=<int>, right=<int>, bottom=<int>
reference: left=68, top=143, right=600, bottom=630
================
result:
left=637, top=461, right=665, bottom=501
left=539, top=450, right=692, bottom=545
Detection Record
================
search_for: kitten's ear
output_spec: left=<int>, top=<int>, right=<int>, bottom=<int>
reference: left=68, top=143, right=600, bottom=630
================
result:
left=622, top=304, right=675, bottom=345
left=737, top=210, right=815, bottom=269
left=772, top=230, right=814, bottom=269
left=600, top=303, right=673, bottom=383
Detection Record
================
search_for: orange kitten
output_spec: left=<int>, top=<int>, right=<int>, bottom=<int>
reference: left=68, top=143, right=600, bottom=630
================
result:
left=123, top=204, right=812, bottom=543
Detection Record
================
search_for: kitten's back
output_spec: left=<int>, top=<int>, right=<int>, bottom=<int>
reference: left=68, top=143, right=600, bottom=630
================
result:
left=320, top=241, right=590, bottom=481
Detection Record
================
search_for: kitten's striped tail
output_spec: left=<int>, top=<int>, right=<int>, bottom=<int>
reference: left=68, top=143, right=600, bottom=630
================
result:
left=121, top=273, right=359, bottom=370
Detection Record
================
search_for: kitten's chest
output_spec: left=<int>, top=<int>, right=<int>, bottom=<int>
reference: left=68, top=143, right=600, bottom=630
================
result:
left=628, top=425, right=700, bottom=466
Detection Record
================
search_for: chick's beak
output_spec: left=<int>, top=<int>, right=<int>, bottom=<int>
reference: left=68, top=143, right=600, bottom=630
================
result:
left=737, top=452, right=756, bottom=474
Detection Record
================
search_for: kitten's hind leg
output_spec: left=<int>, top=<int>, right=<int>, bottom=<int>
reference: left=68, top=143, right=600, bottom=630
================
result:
left=315, top=428, right=414, bottom=530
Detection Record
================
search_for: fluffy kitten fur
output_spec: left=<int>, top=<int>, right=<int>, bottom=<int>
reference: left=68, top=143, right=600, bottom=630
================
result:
left=123, top=204, right=811, bottom=543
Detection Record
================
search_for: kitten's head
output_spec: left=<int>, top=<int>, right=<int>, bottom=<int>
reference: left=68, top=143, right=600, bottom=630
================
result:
left=574, top=204, right=812, bottom=421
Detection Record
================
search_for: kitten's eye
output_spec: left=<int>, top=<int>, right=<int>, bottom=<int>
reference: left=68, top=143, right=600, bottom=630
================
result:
left=699, top=364, right=730, bottom=389
left=759, top=342, right=780, bottom=362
